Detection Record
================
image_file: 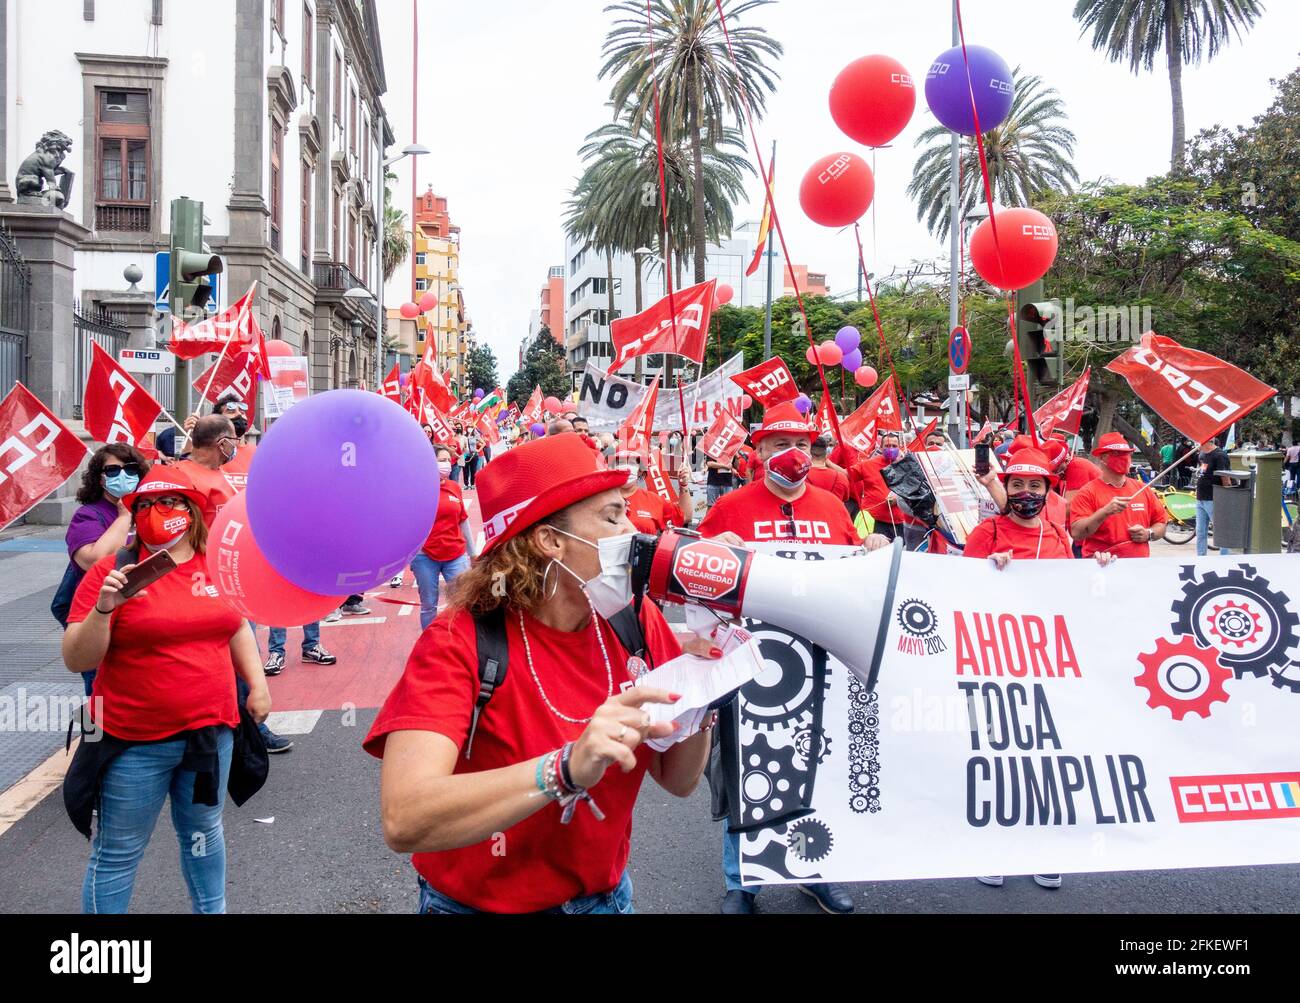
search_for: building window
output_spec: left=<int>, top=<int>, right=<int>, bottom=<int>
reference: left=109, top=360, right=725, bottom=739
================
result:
left=271, top=0, right=285, bottom=34
left=415, top=252, right=426, bottom=266
left=300, top=161, right=313, bottom=273
left=348, top=209, right=358, bottom=271
left=269, top=117, right=284, bottom=252
left=362, top=116, right=370, bottom=180
left=302, top=4, right=314, bottom=90
left=333, top=50, right=342, bottom=124
left=332, top=187, right=341, bottom=260
left=95, top=88, right=150, bottom=232
left=415, top=279, right=427, bottom=292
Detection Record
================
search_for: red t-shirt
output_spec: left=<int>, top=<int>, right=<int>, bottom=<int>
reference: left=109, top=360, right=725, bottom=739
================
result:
left=735, top=446, right=759, bottom=483
left=174, top=459, right=237, bottom=527
left=363, top=603, right=683, bottom=913
left=1063, top=457, right=1100, bottom=494
left=963, top=515, right=1073, bottom=561
left=830, top=443, right=860, bottom=470
left=422, top=479, right=470, bottom=561
left=698, top=479, right=857, bottom=545
left=68, top=554, right=241, bottom=741
left=220, top=443, right=256, bottom=492
left=623, top=487, right=681, bottom=535
left=1069, top=477, right=1167, bottom=558
left=807, top=465, right=850, bottom=502
left=849, top=456, right=919, bottom=526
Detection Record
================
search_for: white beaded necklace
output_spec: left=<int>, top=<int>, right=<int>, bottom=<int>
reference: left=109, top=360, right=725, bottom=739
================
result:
left=518, top=607, right=614, bottom=724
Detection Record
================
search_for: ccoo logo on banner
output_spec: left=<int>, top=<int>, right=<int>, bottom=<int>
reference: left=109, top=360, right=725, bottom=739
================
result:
left=737, top=551, right=1300, bottom=887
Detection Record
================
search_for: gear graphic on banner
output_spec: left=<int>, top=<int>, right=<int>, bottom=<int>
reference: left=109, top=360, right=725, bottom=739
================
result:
left=788, top=818, right=834, bottom=862
left=897, top=598, right=938, bottom=638
left=740, top=734, right=805, bottom=825
left=1269, top=659, right=1300, bottom=694
left=1135, top=635, right=1232, bottom=720
left=738, top=621, right=830, bottom=731
left=1170, top=565, right=1299, bottom=678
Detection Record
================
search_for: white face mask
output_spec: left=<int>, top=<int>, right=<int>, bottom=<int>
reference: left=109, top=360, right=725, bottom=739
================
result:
left=548, top=527, right=637, bottom=619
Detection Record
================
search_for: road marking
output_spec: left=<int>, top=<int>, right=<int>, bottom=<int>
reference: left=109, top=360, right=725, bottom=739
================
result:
left=0, top=742, right=76, bottom=838
left=320, top=616, right=387, bottom=627
left=264, top=710, right=323, bottom=735
left=399, top=604, right=414, bottom=616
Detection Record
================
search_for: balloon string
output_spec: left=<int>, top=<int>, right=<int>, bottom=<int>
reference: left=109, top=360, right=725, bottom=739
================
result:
left=852, top=223, right=912, bottom=435
left=711, top=0, right=841, bottom=438
left=953, top=0, right=1037, bottom=440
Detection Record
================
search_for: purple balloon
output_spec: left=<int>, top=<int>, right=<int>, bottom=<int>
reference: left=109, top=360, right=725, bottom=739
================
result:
left=834, top=326, right=862, bottom=353
left=794, top=394, right=813, bottom=416
left=530, top=423, right=546, bottom=437
left=474, top=388, right=485, bottom=399
left=841, top=349, right=863, bottom=372
left=398, top=372, right=409, bottom=388
left=246, top=391, right=439, bottom=595
left=925, top=44, right=1014, bottom=136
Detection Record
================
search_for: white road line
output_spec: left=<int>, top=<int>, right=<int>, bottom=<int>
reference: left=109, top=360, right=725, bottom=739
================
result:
left=0, top=742, right=76, bottom=838
left=398, top=604, right=414, bottom=616
left=263, top=710, right=323, bottom=736
left=320, top=616, right=387, bottom=627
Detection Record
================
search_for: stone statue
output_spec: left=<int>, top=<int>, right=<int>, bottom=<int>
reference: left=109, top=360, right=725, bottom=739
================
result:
left=15, top=130, right=75, bottom=208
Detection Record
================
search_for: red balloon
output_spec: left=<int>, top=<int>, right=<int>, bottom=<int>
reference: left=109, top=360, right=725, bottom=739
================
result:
left=799, top=153, right=875, bottom=227
left=264, top=339, right=295, bottom=358
left=741, top=394, right=754, bottom=409
left=399, top=302, right=420, bottom=320
left=717, top=284, right=735, bottom=306
left=854, top=366, right=879, bottom=388
left=419, top=292, right=438, bottom=313
left=968, top=208, right=1059, bottom=290
left=805, top=345, right=819, bottom=365
left=543, top=396, right=563, bottom=414
left=830, top=55, right=916, bottom=147
left=207, top=492, right=344, bottom=625
left=817, top=342, right=844, bottom=366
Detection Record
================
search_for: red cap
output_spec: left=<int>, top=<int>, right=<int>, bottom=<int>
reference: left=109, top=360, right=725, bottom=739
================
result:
left=1091, top=431, right=1137, bottom=457
left=1008, top=434, right=1037, bottom=455
left=121, top=464, right=209, bottom=512
left=999, top=448, right=1057, bottom=484
left=1038, top=437, right=1070, bottom=470
left=477, top=435, right=628, bottom=554
left=750, top=401, right=814, bottom=445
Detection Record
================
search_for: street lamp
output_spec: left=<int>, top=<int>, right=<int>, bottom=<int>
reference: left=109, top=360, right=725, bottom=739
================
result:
left=383, top=143, right=430, bottom=168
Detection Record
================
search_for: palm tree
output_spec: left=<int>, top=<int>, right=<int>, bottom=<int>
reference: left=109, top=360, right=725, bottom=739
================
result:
left=383, top=205, right=410, bottom=282
left=600, top=0, right=781, bottom=285
left=1073, top=0, right=1265, bottom=171
left=908, top=70, right=1079, bottom=240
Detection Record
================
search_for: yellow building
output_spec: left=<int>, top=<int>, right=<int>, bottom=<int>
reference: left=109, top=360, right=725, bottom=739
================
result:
left=412, top=186, right=472, bottom=391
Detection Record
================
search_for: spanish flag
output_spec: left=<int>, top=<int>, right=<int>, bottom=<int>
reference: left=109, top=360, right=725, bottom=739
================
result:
left=745, top=151, right=776, bottom=278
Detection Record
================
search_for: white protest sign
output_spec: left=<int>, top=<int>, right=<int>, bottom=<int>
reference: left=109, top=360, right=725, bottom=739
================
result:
left=577, top=354, right=745, bottom=432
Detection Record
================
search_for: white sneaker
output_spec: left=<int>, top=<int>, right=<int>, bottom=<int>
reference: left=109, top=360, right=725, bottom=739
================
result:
left=975, top=875, right=1004, bottom=887
left=389, top=575, right=403, bottom=588
left=1033, top=874, right=1062, bottom=889
left=322, top=610, right=342, bottom=623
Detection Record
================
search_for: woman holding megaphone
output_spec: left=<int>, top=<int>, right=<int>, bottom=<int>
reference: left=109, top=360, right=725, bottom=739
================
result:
left=366, top=434, right=720, bottom=915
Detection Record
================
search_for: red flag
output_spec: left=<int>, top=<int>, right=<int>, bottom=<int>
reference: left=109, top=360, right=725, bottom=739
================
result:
left=838, top=377, right=903, bottom=453
left=699, top=408, right=748, bottom=465
left=1032, top=367, right=1091, bottom=439
left=746, top=153, right=776, bottom=278
left=168, top=283, right=265, bottom=371
left=608, top=280, right=716, bottom=375
left=84, top=342, right=163, bottom=445
left=815, top=395, right=838, bottom=440
left=0, top=383, right=88, bottom=530
left=908, top=418, right=941, bottom=451
left=972, top=420, right=996, bottom=445
left=730, top=357, right=798, bottom=409
left=523, top=387, right=544, bottom=425
left=380, top=364, right=403, bottom=406
left=409, top=341, right=455, bottom=414
left=646, top=452, right=677, bottom=507
left=192, top=347, right=261, bottom=414
left=616, top=381, right=659, bottom=460
left=422, top=406, right=458, bottom=448
left=1106, top=333, right=1275, bottom=443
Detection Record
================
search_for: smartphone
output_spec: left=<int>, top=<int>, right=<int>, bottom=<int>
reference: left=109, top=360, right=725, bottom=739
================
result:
left=119, top=549, right=178, bottom=599
left=974, top=443, right=991, bottom=477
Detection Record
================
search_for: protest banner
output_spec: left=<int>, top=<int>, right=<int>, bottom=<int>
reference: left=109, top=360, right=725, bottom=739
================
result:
left=263, top=356, right=310, bottom=420
left=913, top=448, right=1001, bottom=543
left=578, top=353, right=745, bottom=433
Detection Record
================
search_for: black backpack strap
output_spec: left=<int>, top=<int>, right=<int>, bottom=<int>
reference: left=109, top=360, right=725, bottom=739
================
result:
left=605, top=603, right=651, bottom=668
left=466, top=607, right=509, bottom=760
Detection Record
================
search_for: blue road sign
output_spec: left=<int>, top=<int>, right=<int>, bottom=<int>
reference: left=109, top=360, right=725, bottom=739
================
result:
left=154, top=251, right=223, bottom=313
left=948, top=326, right=971, bottom=375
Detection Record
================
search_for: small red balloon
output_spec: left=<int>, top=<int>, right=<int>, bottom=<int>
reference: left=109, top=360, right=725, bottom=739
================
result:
left=264, top=339, right=295, bottom=358
left=741, top=394, right=754, bottom=409
left=800, top=153, right=875, bottom=227
left=830, top=55, right=916, bottom=148
left=543, top=396, right=563, bottom=414
left=968, top=208, right=1059, bottom=290
left=817, top=342, right=844, bottom=366
left=805, top=345, right=819, bottom=365
left=419, top=291, right=438, bottom=313
left=717, top=284, right=735, bottom=306
left=854, top=366, right=879, bottom=389
left=399, top=302, right=420, bottom=319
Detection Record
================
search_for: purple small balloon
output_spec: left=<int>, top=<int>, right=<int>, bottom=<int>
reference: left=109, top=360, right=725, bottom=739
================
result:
left=841, top=349, right=863, bottom=372
left=474, top=388, right=485, bottom=399
left=834, top=326, right=862, bottom=353
left=530, top=423, right=546, bottom=437
left=794, top=395, right=813, bottom=416
left=925, top=44, right=1014, bottom=136
left=246, top=391, right=439, bottom=595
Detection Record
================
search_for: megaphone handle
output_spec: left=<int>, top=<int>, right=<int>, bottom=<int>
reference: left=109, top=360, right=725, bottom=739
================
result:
left=862, top=537, right=906, bottom=694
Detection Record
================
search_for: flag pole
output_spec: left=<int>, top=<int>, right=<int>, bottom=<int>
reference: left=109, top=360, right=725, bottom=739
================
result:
left=180, top=283, right=256, bottom=451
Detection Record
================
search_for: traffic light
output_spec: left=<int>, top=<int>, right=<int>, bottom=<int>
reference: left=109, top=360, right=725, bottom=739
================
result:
left=1014, top=280, right=1061, bottom=388
left=169, top=197, right=223, bottom=319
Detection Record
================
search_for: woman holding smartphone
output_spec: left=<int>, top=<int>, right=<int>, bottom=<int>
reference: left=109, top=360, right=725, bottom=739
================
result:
left=62, top=466, right=270, bottom=914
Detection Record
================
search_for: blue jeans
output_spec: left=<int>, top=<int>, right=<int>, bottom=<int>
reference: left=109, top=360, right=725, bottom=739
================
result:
left=1196, top=499, right=1231, bottom=556
left=721, top=823, right=755, bottom=894
left=707, top=483, right=732, bottom=507
left=411, top=552, right=471, bottom=630
left=417, top=871, right=633, bottom=914
left=268, top=622, right=321, bottom=656
left=83, top=728, right=233, bottom=914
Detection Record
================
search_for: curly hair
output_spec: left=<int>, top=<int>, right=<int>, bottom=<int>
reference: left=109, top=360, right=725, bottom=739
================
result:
left=76, top=444, right=151, bottom=505
left=450, top=510, right=573, bottom=617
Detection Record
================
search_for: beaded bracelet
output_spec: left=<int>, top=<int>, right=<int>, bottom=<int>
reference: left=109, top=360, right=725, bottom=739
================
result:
left=534, top=750, right=563, bottom=801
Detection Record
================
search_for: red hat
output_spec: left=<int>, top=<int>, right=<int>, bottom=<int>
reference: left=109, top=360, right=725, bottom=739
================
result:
left=477, top=435, right=628, bottom=554
left=750, top=401, right=814, bottom=445
left=1008, top=434, right=1037, bottom=455
left=1038, top=437, right=1070, bottom=470
left=1091, top=431, right=1137, bottom=457
left=122, top=464, right=208, bottom=512
left=999, top=448, right=1057, bottom=485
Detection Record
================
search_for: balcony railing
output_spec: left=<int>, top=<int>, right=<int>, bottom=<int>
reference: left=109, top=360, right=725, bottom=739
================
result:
left=95, top=204, right=150, bottom=232
left=313, top=260, right=364, bottom=291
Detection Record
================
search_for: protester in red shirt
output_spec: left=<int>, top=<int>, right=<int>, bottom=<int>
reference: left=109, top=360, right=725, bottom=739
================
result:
left=807, top=435, right=850, bottom=503
left=609, top=449, right=692, bottom=534
left=1069, top=432, right=1168, bottom=558
left=173, top=415, right=239, bottom=526
left=62, top=465, right=269, bottom=914
left=697, top=401, right=887, bottom=917
left=411, top=444, right=477, bottom=630
left=734, top=440, right=759, bottom=484
left=366, top=435, right=721, bottom=914
left=849, top=431, right=921, bottom=541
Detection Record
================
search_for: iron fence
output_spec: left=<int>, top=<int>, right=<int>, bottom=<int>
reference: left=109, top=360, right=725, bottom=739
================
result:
left=73, top=301, right=130, bottom=419
left=0, top=223, right=31, bottom=391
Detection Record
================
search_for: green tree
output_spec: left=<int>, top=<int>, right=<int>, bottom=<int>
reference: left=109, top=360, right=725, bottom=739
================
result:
left=908, top=69, right=1079, bottom=240
left=507, top=329, right=570, bottom=409
left=600, top=0, right=781, bottom=284
left=1073, top=0, right=1265, bottom=171
left=464, top=344, right=500, bottom=396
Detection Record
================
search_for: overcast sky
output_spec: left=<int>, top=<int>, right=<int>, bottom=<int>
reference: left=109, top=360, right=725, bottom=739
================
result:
left=375, top=0, right=1300, bottom=383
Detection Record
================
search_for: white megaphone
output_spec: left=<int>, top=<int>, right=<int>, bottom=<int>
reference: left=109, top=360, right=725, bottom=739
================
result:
left=628, top=530, right=904, bottom=690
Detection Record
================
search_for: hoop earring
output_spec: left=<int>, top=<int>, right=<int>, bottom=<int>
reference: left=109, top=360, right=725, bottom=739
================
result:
left=542, top=560, right=560, bottom=601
